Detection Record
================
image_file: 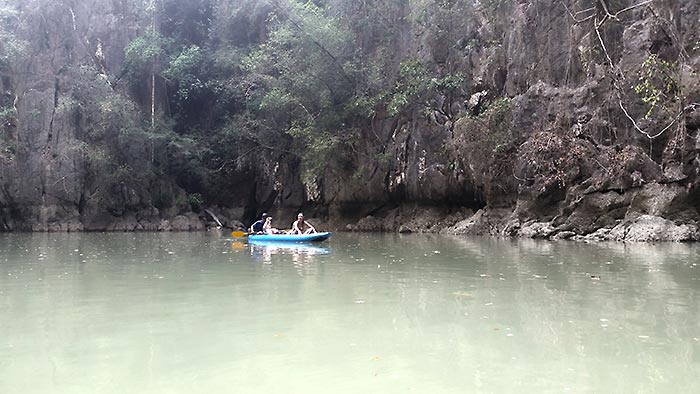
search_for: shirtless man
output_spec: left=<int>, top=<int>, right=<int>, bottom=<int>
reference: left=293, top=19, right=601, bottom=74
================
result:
left=290, top=213, right=316, bottom=234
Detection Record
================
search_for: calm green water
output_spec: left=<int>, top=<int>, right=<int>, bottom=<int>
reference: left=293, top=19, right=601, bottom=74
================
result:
left=1, top=232, right=700, bottom=393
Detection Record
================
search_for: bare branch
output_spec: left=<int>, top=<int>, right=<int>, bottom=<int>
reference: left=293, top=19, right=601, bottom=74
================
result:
left=575, top=7, right=596, bottom=17
left=618, top=101, right=694, bottom=140
left=598, top=0, right=613, bottom=18
left=614, top=0, right=654, bottom=17
left=594, top=15, right=616, bottom=70
left=512, top=167, right=534, bottom=183
left=561, top=1, right=595, bottom=24
left=618, top=100, right=646, bottom=135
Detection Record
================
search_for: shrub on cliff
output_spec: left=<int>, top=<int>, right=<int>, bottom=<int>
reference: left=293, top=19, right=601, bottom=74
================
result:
left=447, top=97, right=517, bottom=205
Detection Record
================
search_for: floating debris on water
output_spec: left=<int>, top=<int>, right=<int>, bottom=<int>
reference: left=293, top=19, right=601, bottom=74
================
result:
left=452, top=291, right=473, bottom=297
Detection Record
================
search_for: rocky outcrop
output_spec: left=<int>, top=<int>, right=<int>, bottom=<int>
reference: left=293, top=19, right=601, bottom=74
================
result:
left=337, top=1, right=700, bottom=242
left=348, top=182, right=697, bottom=242
left=0, top=0, right=224, bottom=231
left=346, top=204, right=473, bottom=233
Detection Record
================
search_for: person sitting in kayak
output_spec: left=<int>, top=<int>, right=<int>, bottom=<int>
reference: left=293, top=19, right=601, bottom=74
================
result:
left=249, top=212, right=267, bottom=234
left=290, top=213, right=317, bottom=234
left=263, top=216, right=280, bottom=235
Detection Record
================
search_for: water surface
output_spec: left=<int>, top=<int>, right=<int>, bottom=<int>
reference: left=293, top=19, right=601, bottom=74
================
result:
left=2, top=232, right=700, bottom=393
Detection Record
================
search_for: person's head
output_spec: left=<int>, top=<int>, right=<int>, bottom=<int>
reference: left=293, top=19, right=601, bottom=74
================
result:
left=261, top=212, right=268, bottom=219
left=297, top=213, right=304, bottom=221
left=266, top=216, right=272, bottom=222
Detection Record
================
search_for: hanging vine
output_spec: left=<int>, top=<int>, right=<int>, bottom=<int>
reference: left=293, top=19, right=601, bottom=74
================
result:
left=562, top=0, right=699, bottom=143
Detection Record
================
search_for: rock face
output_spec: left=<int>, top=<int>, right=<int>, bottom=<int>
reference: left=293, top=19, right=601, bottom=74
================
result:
left=330, top=1, right=700, bottom=242
left=0, top=0, right=225, bottom=231
left=1, top=0, right=700, bottom=241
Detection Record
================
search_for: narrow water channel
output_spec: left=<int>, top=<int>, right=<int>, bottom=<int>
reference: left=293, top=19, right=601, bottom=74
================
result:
left=1, top=232, right=699, bottom=393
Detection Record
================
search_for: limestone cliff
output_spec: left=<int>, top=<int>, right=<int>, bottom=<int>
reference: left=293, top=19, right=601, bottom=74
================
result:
left=331, top=0, right=700, bottom=242
left=1, top=0, right=699, bottom=242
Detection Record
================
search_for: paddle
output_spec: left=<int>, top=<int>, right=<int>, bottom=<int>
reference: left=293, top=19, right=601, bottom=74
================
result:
left=231, top=231, right=248, bottom=238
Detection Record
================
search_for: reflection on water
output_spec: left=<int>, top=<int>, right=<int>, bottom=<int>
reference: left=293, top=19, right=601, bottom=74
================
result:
left=1, top=232, right=700, bottom=393
left=248, top=240, right=330, bottom=257
left=247, top=240, right=330, bottom=272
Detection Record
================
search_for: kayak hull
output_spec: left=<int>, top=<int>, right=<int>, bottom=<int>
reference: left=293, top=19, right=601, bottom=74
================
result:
left=248, top=231, right=332, bottom=243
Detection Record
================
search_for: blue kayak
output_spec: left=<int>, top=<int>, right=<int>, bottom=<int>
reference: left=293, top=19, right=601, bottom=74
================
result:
left=248, top=231, right=332, bottom=243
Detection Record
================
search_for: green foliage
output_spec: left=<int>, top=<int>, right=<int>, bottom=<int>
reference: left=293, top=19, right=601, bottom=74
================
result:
left=124, top=29, right=172, bottom=81
left=237, top=0, right=363, bottom=188
left=386, top=60, right=465, bottom=116
left=288, top=122, right=343, bottom=184
left=633, top=54, right=678, bottom=118
left=345, top=94, right=383, bottom=119
left=78, top=89, right=143, bottom=141
left=187, top=192, right=203, bottom=211
left=0, top=104, right=15, bottom=157
left=259, top=87, right=297, bottom=114
left=163, top=45, right=205, bottom=102
left=387, top=60, right=429, bottom=116
left=479, top=98, right=514, bottom=152
left=388, top=93, right=410, bottom=116
left=0, top=0, right=545, bottom=213
left=444, top=96, right=516, bottom=201
left=244, top=0, right=355, bottom=109
left=374, top=151, right=393, bottom=167
left=164, top=45, right=203, bottom=80
left=434, top=74, right=466, bottom=91
left=125, top=30, right=170, bottom=63
left=450, top=97, right=514, bottom=156
left=0, top=2, right=27, bottom=67
left=160, top=0, right=213, bottom=45
left=0, top=105, right=16, bottom=128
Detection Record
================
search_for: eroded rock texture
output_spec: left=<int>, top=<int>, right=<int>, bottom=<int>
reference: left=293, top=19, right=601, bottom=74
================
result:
left=339, top=0, right=700, bottom=241
left=1, top=0, right=699, bottom=241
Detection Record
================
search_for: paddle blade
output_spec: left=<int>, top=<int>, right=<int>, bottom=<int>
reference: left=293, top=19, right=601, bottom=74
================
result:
left=231, top=231, right=248, bottom=238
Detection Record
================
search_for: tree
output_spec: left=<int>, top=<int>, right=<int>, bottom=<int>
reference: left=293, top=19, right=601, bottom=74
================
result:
left=241, top=0, right=360, bottom=187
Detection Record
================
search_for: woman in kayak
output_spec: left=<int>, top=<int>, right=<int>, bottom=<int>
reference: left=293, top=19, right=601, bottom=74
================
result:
left=290, top=213, right=317, bottom=234
left=263, top=216, right=280, bottom=235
